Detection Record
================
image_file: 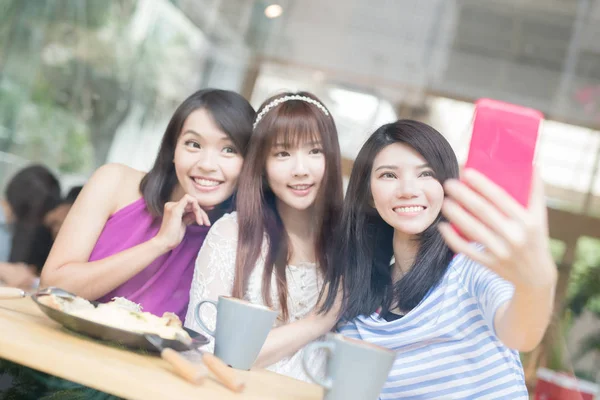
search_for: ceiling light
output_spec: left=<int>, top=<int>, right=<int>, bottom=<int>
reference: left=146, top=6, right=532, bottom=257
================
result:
left=265, top=4, right=283, bottom=18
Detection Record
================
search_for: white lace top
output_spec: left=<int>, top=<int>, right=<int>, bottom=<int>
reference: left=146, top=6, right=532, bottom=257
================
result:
left=184, top=212, right=326, bottom=382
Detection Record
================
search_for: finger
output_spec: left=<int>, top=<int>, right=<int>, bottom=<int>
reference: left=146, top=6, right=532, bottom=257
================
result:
left=163, top=201, right=177, bottom=216
left=182, top=212, right=196, bottom=226
left=176, top=195, right=198, bottom=217
left=438, top=223, right=511, bottom=280
left=199, top=207, right=211, bottom=226
left=441, top=198, right=510, bottom=260
left=193, top=201, right=210, bottom=226
left=189, top=198, right=210, bottom=226
left=179, top=194, right=211, bottom=226
left=170, top=198, right=190, bottom=218
left=438, top=222, right=493, bottom=264
left=461, top=169, right=528, bottom=221
left=444, top=179, right=513, bottom=239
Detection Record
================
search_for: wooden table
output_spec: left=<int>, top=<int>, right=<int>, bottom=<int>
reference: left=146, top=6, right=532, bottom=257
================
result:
left=0, top=298, right=324, bottom=400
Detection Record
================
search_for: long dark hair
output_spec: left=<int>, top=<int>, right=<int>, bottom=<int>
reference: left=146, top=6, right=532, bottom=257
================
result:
left=6, top=165, right=61, bottom=271
left=232, top=92, right=343, bottom=321
left=140, top=88, right=255, bottom=216
left=321, top=120, right=459, bottom=320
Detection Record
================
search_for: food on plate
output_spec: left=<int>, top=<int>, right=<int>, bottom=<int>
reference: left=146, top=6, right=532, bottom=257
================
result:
left=38, top=295, right=190, bottom=340
left=38, top=294, right=95, bottom=313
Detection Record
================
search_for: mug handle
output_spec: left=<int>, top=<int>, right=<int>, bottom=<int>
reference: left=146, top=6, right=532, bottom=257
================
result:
left=302, top=341, right=335, bottom=390
left=194, top=299, right=217, bottom=337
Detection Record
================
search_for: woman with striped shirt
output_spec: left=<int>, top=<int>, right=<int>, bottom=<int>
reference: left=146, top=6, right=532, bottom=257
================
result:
left=321, top=120, right=557, bottom=399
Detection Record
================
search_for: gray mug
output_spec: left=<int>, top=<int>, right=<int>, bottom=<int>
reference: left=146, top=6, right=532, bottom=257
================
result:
left=194, top=296, right=278, bottom=370
left=303, top=333, right=396, bottom=400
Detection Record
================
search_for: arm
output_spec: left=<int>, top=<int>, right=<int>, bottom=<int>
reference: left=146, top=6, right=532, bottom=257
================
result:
left=253, top=282, right=342, bottom=368
left=253, top=310, right=338, bottom=368
left=456, top=254, right=555, bottom=352
left=40, top=164, right=166, bottom=299
left=41, top=164, right=208, bottom=300
left=494, top=257, right=556, bottom=351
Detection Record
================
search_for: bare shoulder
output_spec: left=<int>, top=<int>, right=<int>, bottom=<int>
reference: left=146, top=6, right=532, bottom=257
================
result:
left=86, top=163, right=147, bottom=214
left=91, top=163, right=144, bottom=184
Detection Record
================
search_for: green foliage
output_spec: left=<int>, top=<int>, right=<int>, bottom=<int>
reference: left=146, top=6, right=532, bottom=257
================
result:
left=568, top=237, right=600, bottom=317
left=0, top=0, right=143, bottom=172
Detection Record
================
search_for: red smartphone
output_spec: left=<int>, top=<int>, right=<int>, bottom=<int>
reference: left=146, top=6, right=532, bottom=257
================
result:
left=451, top=99, right=543, bottom=240
left=464, top=98, right=543, bottom=207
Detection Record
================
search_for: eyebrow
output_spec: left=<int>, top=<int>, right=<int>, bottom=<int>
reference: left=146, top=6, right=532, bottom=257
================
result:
left=374, top=163, right=430, bottom=172
left=182, top=129, right=231, bottom=141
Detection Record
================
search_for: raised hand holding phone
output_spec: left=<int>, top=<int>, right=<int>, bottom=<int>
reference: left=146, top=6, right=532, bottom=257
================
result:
left=438, top=98, right=556, bottom=288
left=448, top=98, right=542, bottom=242
left=439, top=168, right=555, bottom=288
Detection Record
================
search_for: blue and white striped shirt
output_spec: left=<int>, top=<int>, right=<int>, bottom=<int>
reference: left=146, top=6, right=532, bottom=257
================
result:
left=337, top=253, right=528, bottom=399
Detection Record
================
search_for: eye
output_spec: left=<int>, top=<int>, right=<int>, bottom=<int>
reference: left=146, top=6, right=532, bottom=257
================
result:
left=309, top=148, right=323, bottom=155
left=184, top=140, right=201, bottom=149
left=274, top=151, right=290, bottom=158
left=222, top=146, right=238, bottom=154
left=419, top=170, right=435, bottom=178
left=379, top=172, right=396, bottom=179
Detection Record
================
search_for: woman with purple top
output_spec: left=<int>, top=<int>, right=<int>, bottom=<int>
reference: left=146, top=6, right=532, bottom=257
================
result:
left=40, top=89, right=255, bottom=320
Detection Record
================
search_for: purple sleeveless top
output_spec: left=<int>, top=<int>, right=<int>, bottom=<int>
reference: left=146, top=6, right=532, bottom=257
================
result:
left=91, top=197, right=209, bottom=320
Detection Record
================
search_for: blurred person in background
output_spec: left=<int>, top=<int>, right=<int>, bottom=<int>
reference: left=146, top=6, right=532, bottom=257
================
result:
left=44, top=185, right=83, bottom=239
left=0, top=165, right=61, bottom=289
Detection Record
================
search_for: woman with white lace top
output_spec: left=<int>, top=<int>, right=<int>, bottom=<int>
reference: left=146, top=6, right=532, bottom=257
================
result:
left=185, top=91, right=344, bottom=382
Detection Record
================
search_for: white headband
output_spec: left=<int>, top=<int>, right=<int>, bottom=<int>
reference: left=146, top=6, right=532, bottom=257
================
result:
left=253, top=95, right=330, bottom=129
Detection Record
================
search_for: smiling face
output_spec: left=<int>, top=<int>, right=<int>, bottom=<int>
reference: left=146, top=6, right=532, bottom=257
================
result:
left=172, top=108, right=244, bottom=209
left=265, top=138, right=326, bottom=213
left=370, top=142, right=444, bottom=239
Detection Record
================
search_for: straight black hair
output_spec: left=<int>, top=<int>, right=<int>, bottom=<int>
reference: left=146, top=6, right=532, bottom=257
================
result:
left=321, top=120, right=459, bottom=319
left=140, top=88, right=255, bottom=216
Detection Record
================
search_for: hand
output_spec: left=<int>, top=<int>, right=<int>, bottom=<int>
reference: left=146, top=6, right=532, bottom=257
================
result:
left=0, top=262, right=37, bottom=290
left=438, top=168, right=557, bottom=289
left=154, top=194, right=211, bottom=251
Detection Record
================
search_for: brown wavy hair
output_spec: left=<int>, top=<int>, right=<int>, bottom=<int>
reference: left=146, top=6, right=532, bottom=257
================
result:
left=231, top=92, right=343, bottom=321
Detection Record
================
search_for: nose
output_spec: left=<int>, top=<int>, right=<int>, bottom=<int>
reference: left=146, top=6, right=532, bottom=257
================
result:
left=291, top=154, right=309, bottom=177
left=196, top=149, right=218, bottom=172
left=395, top=178, right=419, bottom=199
